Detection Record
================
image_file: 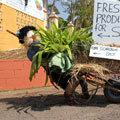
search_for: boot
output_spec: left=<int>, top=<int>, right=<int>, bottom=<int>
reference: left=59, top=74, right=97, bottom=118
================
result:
left=64, top=92, right=78, bottom=105
left=79, top=79, right=90, bottom=99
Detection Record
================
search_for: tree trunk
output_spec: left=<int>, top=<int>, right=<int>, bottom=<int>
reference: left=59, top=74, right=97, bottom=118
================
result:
left=51, top=0, right=57, bottom=14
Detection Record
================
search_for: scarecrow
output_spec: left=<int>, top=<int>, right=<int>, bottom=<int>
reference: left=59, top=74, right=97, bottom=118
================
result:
left=8, top=25, right=90, bottom=105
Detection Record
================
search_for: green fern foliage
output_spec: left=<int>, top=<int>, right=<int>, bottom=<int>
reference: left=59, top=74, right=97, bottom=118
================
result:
left=29, top=23, right=92, bottom=82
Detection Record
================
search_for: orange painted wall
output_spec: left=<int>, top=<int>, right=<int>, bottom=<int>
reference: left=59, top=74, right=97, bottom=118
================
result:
left=0, top=59, right=51, bottom=90
left=0, top=3, right=44, bottom=51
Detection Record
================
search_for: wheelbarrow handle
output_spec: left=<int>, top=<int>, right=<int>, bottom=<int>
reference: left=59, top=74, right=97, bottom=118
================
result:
left=6, top=30, right=18, bottom=37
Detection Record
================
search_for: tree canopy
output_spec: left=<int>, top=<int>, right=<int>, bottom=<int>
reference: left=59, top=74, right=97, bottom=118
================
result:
left=61, top=0, right=94, bottom=29
left=48, top=0, right=94, bottom=28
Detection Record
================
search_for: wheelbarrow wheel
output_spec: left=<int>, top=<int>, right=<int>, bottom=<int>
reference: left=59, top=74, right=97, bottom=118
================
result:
left=104, top=79, right=120, bottom=103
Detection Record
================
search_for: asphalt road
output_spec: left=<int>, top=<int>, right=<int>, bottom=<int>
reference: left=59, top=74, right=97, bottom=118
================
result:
left=0, top=86, right=120, bottom=120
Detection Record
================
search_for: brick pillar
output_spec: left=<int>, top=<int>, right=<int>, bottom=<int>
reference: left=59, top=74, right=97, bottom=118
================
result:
left=67, top=23, right=74, bottom=34
left=49, top=12, right=58, bottom=28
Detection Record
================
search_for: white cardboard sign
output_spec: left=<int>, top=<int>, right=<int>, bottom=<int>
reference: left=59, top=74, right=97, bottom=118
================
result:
left=89, top=45, right=120, bottom=60
left=92, top=0, right=120, bottom=45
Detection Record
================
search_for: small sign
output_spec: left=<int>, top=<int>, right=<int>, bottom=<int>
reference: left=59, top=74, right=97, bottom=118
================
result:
left=110, top=74, right=120, bottom=82
left=93, top=0, right=120, bottom=45
left=89, top=45, right=120, bottom=60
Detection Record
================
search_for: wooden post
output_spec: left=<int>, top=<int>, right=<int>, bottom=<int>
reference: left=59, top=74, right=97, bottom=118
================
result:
left=43, top=8, right=48, bottom=30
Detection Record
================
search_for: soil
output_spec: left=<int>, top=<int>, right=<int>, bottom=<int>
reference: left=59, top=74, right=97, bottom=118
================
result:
left=0, top=86, right=120, bottom=120
left=0, top=49, right=27, bottom=60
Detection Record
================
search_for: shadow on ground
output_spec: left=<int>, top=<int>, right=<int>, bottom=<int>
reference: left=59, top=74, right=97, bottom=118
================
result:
left=0, top=93, right=112, bottom=113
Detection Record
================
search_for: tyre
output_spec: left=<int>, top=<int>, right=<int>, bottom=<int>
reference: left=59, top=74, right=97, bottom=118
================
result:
left=104, top=79, right=120, bottom=103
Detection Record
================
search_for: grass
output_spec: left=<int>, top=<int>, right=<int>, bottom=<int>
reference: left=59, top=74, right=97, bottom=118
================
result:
left=0, top=90, right=9, bottom=92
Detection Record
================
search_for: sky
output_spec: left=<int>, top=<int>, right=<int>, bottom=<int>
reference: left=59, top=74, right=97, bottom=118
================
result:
left=48, top=0, right=69, bottom=20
